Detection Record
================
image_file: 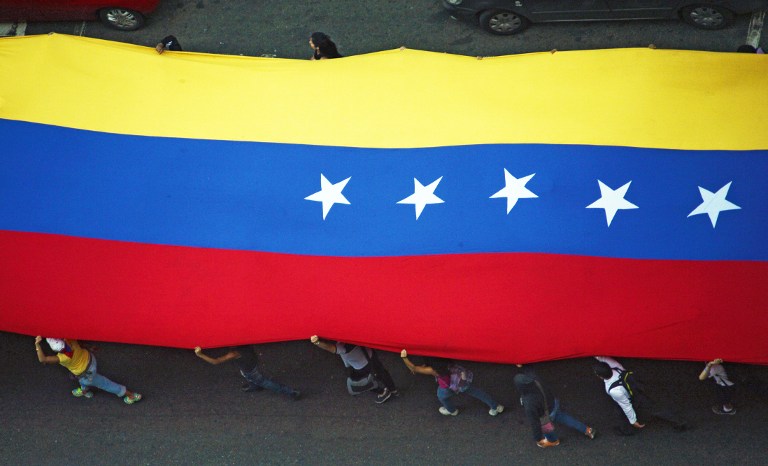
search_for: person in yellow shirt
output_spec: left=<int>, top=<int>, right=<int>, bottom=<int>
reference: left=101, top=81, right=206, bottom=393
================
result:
left=35, top=336, right=142, bottom=404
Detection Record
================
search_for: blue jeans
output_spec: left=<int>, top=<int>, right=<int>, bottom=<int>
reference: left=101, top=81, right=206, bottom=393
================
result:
left=77, top=356, right=126, bottom=397
left=240, top=367, right=296, bottom=395
left=437, top=384, right=498, bottom=412
left=544, top=398, right=588, bottom=441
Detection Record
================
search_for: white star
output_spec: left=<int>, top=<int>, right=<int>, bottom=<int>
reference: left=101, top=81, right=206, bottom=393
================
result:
left=586, top=180, right=638, bottom=227
left=490, top=169, right=538, bottom=214
left=687, top=181, right=740, bottom=228
left=304, top=174, right=351, bottom=220
left=397, top=176, right=444, bottom=220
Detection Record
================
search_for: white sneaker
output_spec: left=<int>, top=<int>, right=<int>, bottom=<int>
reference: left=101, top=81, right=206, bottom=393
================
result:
left=438, top=407, right=459, bottom=416
left=489, top=404, right=504, bottom=416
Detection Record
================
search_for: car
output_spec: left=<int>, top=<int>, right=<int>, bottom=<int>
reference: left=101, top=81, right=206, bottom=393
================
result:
left=442, top=0, right=768, bottom=34
left=0, top=0, right=160, bottom=31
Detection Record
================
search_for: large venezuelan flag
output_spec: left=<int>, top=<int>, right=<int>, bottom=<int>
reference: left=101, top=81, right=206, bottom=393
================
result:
left=1, top=34, right=767, bottom=363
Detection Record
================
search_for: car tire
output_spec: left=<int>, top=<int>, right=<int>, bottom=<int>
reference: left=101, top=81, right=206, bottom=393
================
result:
left=680, top=4, right=733, bottom=30
left=478, top=9, right=530, bottom=35
left=98, top=8, right=146, bottom=31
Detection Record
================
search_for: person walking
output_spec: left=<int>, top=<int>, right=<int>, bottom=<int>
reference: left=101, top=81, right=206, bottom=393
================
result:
left=400, top=349, right=503, bottom=416
left=35, top=336, right=142, bottom=404
left=514, top=372, right=594, bottom=448
left=310, top=336, right=397, bottom=403
left=699, top=358, right=736, bottom=415
left=593, top=357, right=688, bottom=435
left=194, top=345, right=301, bottom=399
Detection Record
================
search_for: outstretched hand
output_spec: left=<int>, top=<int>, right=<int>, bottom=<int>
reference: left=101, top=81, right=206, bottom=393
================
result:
left=194, top=346, right=202, bottom=354
left=310, top=335, right=319, bottom=344
left=400, top=349, right=408, bottom=358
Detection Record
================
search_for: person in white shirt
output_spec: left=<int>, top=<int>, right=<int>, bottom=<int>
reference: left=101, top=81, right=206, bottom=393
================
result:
left=310, top=335, right=398, bottom=403
left=593, top=356, right=687, bottom=435
left=699, top=358, right=736, bottom=415
left=595, top=355, right=624, bottom=370
left=593, top=357, right=642, bottom=434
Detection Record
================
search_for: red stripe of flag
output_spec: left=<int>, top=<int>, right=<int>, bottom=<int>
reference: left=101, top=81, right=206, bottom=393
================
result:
left=1, top=230, right=765, bottom=363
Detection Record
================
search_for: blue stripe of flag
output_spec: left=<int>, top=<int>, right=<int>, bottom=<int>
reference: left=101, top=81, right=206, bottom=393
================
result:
left=1, top=119, right=765, bottom=260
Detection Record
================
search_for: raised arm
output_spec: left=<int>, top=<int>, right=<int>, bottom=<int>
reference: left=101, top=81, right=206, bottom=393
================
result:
left=400, top=349, right=438, bottom=376
left=194, top=346, right=240, bottom=365
left=699, top=358, right=723, bottom=381
left=310, top=335, right=337, bottom=354
left=34, top=336, right=59, bottom=364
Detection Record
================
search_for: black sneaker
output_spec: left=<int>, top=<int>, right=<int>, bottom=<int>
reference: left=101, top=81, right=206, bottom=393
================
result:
left=376, top=387, right=393, bottom=404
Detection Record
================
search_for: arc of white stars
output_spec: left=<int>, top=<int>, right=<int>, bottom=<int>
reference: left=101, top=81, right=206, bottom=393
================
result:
left=586, top=180, right=638, bottom=227
left=687, top=181, right=740, bottom=228
left=304, top=174, right=351, bottom=220
left=397, top=176, right=444, bottom=220
left=490, top=169, right=538, bottom=214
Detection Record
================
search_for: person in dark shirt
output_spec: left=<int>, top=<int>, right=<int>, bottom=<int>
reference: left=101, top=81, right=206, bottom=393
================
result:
left=195, top=345, right=300, bottom=399
left=514, top=371, right=594, bottom=448
left=156, top=35, right=182, bottom=54
left=737, top=44, right=765, bottom=54
left=309, top=32, right=342, bottom=60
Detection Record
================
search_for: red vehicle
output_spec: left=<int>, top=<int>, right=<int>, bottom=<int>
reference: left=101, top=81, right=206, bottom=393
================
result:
left=0, top=0, right=160, bottom=31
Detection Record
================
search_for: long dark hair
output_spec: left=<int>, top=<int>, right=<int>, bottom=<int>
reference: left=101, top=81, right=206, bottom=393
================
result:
left=310, top=32, right=342, bottom=59
left=424, top=357, right=455, bottom=377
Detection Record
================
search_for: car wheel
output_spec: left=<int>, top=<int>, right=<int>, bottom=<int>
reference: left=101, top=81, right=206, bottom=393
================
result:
left=98, top=8, right=146, bottom=31
left=681, top=4, right=733, bottom=30
left=478, top=9, right=530, bottom=35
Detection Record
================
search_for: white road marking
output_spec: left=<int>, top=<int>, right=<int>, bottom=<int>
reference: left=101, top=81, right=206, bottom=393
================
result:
left=746, top=11, right=765, bottom=48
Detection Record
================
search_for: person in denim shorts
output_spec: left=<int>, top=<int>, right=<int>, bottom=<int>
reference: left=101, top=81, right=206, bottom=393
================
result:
left=35, top=336, right=142, bottom=404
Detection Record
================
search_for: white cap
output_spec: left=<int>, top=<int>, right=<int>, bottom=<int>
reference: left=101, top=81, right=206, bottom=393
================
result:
left=45, top=338, right=66, bottom=352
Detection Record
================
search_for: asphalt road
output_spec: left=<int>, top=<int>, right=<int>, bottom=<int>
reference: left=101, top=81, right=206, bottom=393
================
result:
left=3, top=331, right=768, bottom=464
left=17, top=0, right=765, bottom=58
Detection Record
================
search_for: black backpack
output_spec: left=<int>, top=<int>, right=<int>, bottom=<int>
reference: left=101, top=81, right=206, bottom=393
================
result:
left=608, top=368, right=641, bottom=399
